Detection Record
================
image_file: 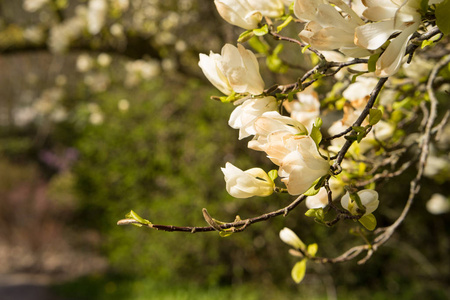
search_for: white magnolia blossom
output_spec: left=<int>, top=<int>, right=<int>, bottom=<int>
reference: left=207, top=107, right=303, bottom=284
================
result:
left=247, top=0, right=285, bottom=18
left=279, top=227, right=305, bottom=249
left=342, top=77, right=378, bottom=101
left=221, top=162, right=274, bottom=198
left=23, top=0, right=49, bottom=12
left=247, top=111, right=329, bottom=195
left=76, top=54, right=94, bottom=72
left=305, top=177, right=343, bottom=209
left=426, top=193, right=450, bottom=215
left=124, top=59, right=160, bottom=87
left=341, top=189, right=379, bottom=216
left=248, top=111, right=308, bottom=158
left=277, top=136, right=330, bottom=195
left=48, top=11, right=86, bottom=53
left=229, top=96, right=278, bottom=140
left=283, top=87, right=320, bottom=132
left=355, top=0, right=422, bottom=77
left=199, top=44, right=265, bottom=95
left=97, top=53, right=112, bottom=67
left=87, top=0, right=108, bottom=35
left=214, top=0, right=284, bottom=30
left=294, top=0, right=369, bottom=57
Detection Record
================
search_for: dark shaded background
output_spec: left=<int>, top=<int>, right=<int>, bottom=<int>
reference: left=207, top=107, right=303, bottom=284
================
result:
left=0, top=1, right=449, bottom=299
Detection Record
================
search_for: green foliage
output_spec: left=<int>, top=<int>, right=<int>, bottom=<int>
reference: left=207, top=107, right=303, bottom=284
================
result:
left=73, top=75, right=292, bottom=285
left=436, top=0, right=450, bottom=35
left=369, top=108, right=382, bottom=126
left=358, top=214, right=377, bottom=231
left=291, top=259, right=307, bottom=284
left=253, top=24, right=269, bottom=36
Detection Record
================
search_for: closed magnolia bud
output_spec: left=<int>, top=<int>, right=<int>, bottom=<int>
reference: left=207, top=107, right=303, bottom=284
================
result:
left=341, top=189, right=379, bottom=216
left=214, top=0, right=285, bottom=30
left=279, top=227, right=305, bottom=250
left=221, top=162, right=274, bottom=198
left=214, top=0, right=262, bottom=30
left=199, top=44, right=265, bottom=95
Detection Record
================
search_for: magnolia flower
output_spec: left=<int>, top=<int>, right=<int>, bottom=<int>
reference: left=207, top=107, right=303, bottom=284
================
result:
left=247, top=111, right=329, bottom=195
left=221, top=162, right=274, bottom=198
left=87, top=0, right=108, bottom=35
left=23, top=0, right=49, bottom=12
left=229, top=96, right=278, bottom=140
left=294, top=0, right=369, bottom=57
left=214, top=0, right=284, bottom=30
left=283, top=87, right=320, bottom=132
left=247, top=0, right=285, bottom=18
left=248, top=111, right=308, bottom=157
left=426, top=193, right=450, bottom=215
left=342, top=77, right=378, bottom=101
left=199, top=44, right=265, bottom=95
left=354, top=0, right=422, bottom=77
left=341, top=189, right=379, bottom=216
left=278, top=137, right=330, bottom=195
left=305, top=177, right=343, bottom=209
left=279, top=227, right=305, bottom=250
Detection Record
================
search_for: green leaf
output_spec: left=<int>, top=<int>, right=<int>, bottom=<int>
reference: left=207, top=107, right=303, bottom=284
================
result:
left=307, top=243, right=318, bottom=257
left=237, top=30, right=255, bottom=43
left=314, top=117, right=323, bottom=128
left=358, top=214, right=377, bottom=231
left=310, top=121, right=323, bottom=146
left=221, top=91, right=236, bottom=103
left=268, top=169, right=278, bottom=181
left=291, top=259, right=307, bottom=284
left=125, top=210, right=152, bottom=226
left=267, top=53, right=288, bottom=73
left=248, top=36, right=269, bottom=54
left=305, top=209, right=316, bottom=217
left=421, top=39, right=434, bottom=49
left=303, top=177, right=325, bottom=196
left=420, top=0, right=429, bottom=13
left=349, top=192, right=365, bottom=215
left=301, top=45, right=311, bottom=54
left=436, top=0, right=450, bottom=35
left=219, top=230, right=234, bottom=237
left=277, top=15, right=293, bottom=32
left=369, top=108, right=382, bottom=125
left=368, top=53, right=381, bottom=72
left=351, top=72, right=365, bottom=83
left=253, top=24, right=269, bottom=36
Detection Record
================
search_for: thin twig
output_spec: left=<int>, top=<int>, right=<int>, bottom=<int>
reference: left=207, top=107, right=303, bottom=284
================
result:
left=117, top=194, right=307, bottom=233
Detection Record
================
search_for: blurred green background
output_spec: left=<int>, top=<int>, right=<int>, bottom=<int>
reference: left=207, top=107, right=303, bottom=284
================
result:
left=0, top=1, right=449, bottom=299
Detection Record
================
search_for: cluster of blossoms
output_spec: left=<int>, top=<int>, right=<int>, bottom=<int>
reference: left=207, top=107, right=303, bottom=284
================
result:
left=215, top=0, right=444, bottom=76
left=199, top=43, right=331, bottom=199
left=198, top=0, right=421, bottom=217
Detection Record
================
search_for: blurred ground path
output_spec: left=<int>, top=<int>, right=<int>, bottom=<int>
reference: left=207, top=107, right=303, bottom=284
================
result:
left=0, top=274, right=65, bottom=300
left=0, top=242, right=108, bottom=300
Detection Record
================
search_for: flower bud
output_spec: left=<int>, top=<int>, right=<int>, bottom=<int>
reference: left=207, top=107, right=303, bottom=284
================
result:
left=221, top=162, right=274, bottom=198
left=279, top=227, right=305, bottom=250
left=199, top=44, right=264, bottom=95
left=341, top=189, right=379, bottom=216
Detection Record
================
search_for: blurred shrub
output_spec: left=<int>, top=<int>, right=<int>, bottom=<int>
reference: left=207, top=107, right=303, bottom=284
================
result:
left=73, top=74, right=296, bottom=286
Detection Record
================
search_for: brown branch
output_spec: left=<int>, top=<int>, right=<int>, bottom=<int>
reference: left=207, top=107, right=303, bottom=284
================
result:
left=333, top=77, right=389, bottom=169
left=117, top=194, right=307, bottom=233
left=310, top=54, right=450, bottom=265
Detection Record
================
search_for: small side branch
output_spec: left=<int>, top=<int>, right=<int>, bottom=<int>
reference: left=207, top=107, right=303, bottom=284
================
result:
left=117, top=194, right=307, bottom=233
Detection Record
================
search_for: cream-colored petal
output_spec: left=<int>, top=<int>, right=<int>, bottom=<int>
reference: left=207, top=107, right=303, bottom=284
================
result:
left=375, top=22, right=418, bottom=77
left=355, top=20, right=397, bottom=50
